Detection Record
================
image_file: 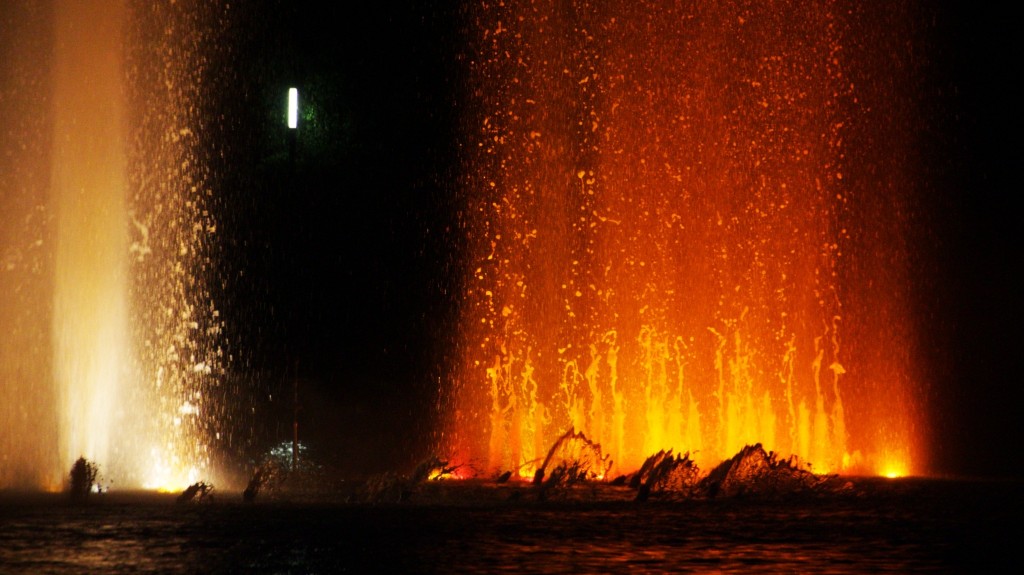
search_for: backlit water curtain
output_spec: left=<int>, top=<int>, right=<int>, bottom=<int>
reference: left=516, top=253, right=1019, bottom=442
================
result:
left=445, top=0, right=926, bottom=478
left=1, top=1, right=226, bottom=490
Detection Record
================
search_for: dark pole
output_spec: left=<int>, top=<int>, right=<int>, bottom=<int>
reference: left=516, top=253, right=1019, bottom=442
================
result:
left=292, top=371, right=299, bottom=471
left=288, top=129, right=296, bottom=170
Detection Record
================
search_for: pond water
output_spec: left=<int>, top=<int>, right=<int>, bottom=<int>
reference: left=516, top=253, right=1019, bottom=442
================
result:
left=0, top=477, right=1015, bottom=573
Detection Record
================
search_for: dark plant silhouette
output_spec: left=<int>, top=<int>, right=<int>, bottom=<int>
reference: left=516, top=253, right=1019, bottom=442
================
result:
left=68, top=457, right=98, bottom=501
left=178, top=481, right=214, bottom=504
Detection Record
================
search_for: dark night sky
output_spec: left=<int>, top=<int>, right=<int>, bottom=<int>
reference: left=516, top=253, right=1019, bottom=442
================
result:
left=199, top=2, right=1021, bottom=478
left=923, top=4, right=1023, bottom=478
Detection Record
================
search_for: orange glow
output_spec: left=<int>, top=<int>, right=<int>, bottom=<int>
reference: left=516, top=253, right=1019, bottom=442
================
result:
left=446, top=2, right=925, bottom=479
left=878, top=455, right=911, bottom=479
left=875, top=447, right=913, bottom=479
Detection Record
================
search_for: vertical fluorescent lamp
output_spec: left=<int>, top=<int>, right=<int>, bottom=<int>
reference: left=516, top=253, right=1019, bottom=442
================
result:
left=287, top=87, right=299, bottom=129
left=287, top=87, right=298, bottom=167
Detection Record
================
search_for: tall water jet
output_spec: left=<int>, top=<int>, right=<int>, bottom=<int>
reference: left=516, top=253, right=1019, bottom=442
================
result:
left=0, top=1, right=228, bottom=490
left=122, top=1, right=230, bottom=491
left=50, top=0, right=129, bottom=485
left=446, top=1, right=927, bottom=477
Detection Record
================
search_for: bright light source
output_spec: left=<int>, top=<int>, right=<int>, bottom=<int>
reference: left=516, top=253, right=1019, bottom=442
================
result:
left=287, top=87, right=298, bottom=129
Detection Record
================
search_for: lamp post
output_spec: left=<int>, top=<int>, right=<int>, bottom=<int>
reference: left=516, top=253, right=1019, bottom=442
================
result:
left=287, top=87, right=299, bottom=473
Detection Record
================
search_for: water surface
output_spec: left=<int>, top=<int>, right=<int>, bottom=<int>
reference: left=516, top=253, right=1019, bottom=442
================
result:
left=0, top=478, right=1014, bottom=573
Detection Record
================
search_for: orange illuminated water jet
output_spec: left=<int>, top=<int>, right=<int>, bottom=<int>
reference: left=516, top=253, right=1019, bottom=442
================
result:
left=446, top=1, right=924, bottom=479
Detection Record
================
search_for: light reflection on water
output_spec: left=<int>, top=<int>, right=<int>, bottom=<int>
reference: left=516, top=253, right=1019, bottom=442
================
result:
left=0, top=478, right=1015, bottom=574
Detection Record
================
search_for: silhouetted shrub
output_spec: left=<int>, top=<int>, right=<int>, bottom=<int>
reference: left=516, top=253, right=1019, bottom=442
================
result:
left=69, top=457, right=98, bottom=501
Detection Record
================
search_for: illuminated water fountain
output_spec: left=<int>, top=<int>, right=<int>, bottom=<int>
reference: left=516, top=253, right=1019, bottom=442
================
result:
left=50, top=0, right=131, bottom=489
left=446, top=1, right=925, bottom=478
left=0, top=1, right=225, bottom=490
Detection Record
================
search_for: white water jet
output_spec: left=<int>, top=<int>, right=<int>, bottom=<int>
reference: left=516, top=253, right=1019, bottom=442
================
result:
left=51, top=0, right=129, bottom=485
left=1, top=0, right=227, bottom=490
